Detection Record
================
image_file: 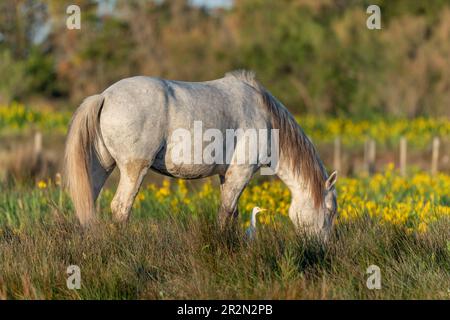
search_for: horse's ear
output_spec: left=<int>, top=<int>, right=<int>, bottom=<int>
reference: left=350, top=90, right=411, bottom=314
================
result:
left=325, top=171, right=338, bottom=190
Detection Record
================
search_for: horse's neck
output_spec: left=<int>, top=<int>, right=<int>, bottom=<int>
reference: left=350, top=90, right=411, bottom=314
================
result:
left=276, top=157, right=312, bottom=206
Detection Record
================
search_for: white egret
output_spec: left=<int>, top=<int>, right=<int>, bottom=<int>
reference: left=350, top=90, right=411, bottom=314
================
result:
left=245, top=207, right=266, bottom=241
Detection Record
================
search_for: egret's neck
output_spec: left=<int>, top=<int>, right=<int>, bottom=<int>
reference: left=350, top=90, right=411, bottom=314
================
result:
left=251, top=211, right=257, bottom=227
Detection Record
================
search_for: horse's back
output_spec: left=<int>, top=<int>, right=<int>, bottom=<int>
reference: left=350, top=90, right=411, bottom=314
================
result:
left=101, top=75, right=265, bottom=130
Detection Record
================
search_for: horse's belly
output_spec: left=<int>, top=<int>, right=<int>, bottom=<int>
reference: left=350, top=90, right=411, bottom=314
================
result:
left=151, top=147, right=224, bottom=179
left=151, top=162, right=215, bottom=179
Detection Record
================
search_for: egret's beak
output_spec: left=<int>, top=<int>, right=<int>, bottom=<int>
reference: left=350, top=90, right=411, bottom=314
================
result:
left=259, top=209, right=267, bottom=212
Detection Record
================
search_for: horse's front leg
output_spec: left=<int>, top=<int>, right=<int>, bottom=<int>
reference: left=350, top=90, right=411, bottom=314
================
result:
left=218, top=165, right=255, bottom=229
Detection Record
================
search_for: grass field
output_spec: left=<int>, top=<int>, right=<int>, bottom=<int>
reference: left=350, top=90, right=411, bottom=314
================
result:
left=0, top=167, right=449, bottom=299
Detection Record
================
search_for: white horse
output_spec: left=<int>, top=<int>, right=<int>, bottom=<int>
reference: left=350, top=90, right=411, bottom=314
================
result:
left=64, top=70, right=337, bottom=238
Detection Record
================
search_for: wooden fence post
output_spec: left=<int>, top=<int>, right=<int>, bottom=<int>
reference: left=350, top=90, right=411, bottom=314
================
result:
left=364, top=140, right=368, bottom=173
left=399, top=136, right=407, bottom=176
left=334, top=137, right=341, bottom=173
left=33, top=131, right=42, bottom=157
left=431, top=136, right=440, bottom=176
left=32, top=131, right=43, bottom=169
left=368, top=139, right=376, bottom=175
left=364, top=138, right=376, bottom=175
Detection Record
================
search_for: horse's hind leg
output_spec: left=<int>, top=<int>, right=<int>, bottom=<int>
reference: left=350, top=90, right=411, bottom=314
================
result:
left=111, top=159, right=150, bottom=223
left=91, top=151, right=114, bottom=202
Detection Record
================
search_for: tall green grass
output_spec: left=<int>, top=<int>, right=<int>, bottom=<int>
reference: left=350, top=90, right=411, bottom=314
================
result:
left=0, top=184, right=449, bottom=299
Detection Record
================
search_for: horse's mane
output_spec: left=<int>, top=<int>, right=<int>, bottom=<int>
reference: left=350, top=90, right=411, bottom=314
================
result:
left=225, top=70, right=327, bottom=208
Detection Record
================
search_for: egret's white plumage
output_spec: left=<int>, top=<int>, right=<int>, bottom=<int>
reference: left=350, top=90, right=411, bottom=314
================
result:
left=245, top=207, right=266, bottom=241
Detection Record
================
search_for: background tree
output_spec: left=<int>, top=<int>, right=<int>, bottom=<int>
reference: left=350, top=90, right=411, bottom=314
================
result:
left=1, top=0, right=449, bottom=117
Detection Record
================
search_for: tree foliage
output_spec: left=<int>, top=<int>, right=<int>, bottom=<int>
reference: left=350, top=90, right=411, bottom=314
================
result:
left=1, top=0, right=450, bottom=118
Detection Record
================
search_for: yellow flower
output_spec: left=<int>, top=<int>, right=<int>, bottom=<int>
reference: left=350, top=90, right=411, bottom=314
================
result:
left=37, top=180, right=47, bottom=189
left=155, top=179, right=171, bottom=202
left=418, top=222, right=428, bottom=234
left=137, top=192, right=145, bottom=201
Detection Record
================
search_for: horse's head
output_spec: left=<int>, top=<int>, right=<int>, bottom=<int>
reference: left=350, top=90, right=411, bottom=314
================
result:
left=289, top=171, right=338, bottom=241
left=319, top=171, right=338, bottom=238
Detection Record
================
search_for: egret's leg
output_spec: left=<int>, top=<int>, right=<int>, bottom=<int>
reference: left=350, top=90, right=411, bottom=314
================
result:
left=111, top=159, right=150, bottom=223
left=218, top=165, right=255, bottom=228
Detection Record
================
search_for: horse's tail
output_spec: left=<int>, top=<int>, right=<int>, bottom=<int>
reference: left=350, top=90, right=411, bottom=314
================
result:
left=64, top=94, right=105, bottom=226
